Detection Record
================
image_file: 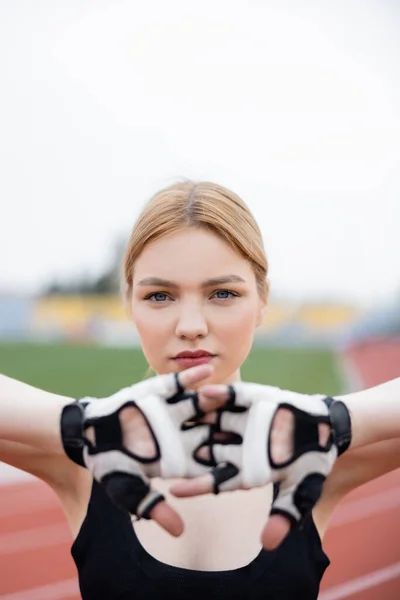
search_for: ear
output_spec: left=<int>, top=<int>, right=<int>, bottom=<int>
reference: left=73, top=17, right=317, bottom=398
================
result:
left=256, top=301, right=267, bottom=328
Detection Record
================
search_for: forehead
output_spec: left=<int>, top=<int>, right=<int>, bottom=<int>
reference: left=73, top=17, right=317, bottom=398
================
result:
left=133, top=228, right=254, bottom=284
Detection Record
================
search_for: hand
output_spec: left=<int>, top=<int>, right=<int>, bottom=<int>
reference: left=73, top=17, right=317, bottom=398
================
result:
left=60, top=364, right=217, bottom=536
left=170, top=382, right=351, bottom=549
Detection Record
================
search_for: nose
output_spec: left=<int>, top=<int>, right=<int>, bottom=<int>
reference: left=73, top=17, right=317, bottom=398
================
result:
left=175, top=302, right=208, bottom=340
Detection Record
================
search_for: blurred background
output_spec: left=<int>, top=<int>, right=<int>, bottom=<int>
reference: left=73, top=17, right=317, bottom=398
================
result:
left=0, top=1, right=399, bottom=598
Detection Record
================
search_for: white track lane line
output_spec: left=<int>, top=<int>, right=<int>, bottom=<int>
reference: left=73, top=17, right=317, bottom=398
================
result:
left=320, top=352, right=400, bottom=599
left=319, top=561, right=400, bottom=600
left=0, top=465, right=35, bottom=487
left=335, top=353, right=365, bottom=394
left=0, top=578, right=79, bottom=600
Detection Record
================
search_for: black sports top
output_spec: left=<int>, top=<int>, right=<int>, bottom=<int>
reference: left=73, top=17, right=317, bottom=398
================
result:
left=71, top=480, right=330, bottom=600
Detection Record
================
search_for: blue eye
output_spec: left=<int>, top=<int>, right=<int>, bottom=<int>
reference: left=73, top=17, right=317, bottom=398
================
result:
left=213, top=290, right=238, bottom=300
left=146, top=292, right=170, bottom=302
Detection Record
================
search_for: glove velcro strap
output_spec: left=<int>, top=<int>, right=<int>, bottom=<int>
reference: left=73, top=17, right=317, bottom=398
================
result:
left=211, top=461, right=239, bottom=494
left=271, top=473, right=326, bottom=529
left=167, top=390, right=206, bottom=421
left=101, top=471, right=165, bottom=518
left=60, top=401, right=86, bottom=467
left=136, top=490, right=166, bottom=519
left=323, top=397, right=352, bottom=456
left=293, top=472, right=326, bottom=517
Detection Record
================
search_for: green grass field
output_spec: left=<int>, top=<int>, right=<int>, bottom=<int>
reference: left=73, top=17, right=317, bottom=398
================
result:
left=0, top=342, right=343, bottom=398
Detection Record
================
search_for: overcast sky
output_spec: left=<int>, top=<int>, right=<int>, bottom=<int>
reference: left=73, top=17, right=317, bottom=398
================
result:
left=1, top=0, right=399, bottom=308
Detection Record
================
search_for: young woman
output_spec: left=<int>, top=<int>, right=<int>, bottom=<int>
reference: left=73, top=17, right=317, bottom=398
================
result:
left=1, top=181, right=399, bottom=600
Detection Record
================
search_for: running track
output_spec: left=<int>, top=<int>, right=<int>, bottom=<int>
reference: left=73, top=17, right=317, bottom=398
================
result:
left=0, top=339, right=399, bottom=599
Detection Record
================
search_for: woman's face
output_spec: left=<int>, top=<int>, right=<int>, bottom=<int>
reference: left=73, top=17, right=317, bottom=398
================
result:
left=131, top=227, right=266, bottom=386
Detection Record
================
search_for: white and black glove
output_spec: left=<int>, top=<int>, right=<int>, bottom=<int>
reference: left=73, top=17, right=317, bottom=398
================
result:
left=60, top=371, right=216, bottom=520
left=179, top=382, right=351, bottom=530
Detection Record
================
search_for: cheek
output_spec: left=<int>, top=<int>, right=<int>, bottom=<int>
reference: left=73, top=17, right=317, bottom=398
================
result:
left=217, top=302, right=258, bottom=355
left=133, top=307, right=168, bottom=370
left=220, top=301, right=257, bottom=333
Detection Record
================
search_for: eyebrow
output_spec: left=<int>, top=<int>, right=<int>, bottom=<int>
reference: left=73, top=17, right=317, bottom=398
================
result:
left=137, top=274, right=246, bottom=288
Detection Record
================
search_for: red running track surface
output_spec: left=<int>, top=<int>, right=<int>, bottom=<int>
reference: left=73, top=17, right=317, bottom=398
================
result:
left=0, top=339, right=399, bottom=599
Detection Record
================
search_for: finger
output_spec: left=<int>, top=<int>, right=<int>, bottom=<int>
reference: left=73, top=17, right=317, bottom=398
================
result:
left=319, top=422, right=331, bottom=447
left=101, top=470, right=185, bottom=536
left=197, top=384, right=233, bottom=414
left=170, top=473, right=214, bottom=497
left=260, top=514, right=291, bottom=550
left=194, top=412, right=219, bottom=425
left=177, top=364, right=214, bottom=389
left=120, top=405, right=158, bottom=460
left=198, top=384, right=231, bottom=401
left=197, top=393, right=227, bottom=414
left=171, top=461, right=240, bottom=497
left=149, top=500, right=184, bottom=537
left=270, top=407, right=294, bottom=465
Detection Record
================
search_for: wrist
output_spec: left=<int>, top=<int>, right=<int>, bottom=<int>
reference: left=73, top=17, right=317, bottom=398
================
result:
left=323, top=397, right=352, bottom=455
left=60, top=400, right=87, bottom=467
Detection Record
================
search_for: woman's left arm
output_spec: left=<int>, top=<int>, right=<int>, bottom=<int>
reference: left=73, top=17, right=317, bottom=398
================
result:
left=338, top=376, right=400, bottom=450
left=314, top=378, right=400, bottom=534
left=314, top=437, right=400, bottom=537
left=322, top=376, right=400, bottom=492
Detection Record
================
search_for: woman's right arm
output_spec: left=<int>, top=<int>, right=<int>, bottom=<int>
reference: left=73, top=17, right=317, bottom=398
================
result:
left=0, top=373, right=72, bottom=455
left=0, top=373, right=85, bottom=492
left=0, top=439, right=81, bottom=487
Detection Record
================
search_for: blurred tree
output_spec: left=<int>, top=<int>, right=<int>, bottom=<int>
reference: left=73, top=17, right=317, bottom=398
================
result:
left=42, top=238, right=127, bottom=296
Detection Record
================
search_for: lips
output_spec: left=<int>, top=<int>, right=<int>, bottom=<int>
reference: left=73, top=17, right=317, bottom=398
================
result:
left=172, top=350, right=216, bottom=368
left=174, top=350, right=215, bottom=359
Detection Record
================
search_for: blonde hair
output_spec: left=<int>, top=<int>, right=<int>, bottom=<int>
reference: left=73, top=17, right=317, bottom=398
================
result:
left=123, top=181, right=269, bottom=305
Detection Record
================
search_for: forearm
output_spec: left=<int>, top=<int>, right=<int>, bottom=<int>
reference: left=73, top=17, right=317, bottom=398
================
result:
left=336, top=377, right=400, bottom=449
left=0, top=373, right=73, bottom=455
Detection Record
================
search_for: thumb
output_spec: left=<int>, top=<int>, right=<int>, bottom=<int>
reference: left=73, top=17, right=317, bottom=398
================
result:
left=262, top=474, right=326, bottom=550
left=261, top=513, right=291, bottom=550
